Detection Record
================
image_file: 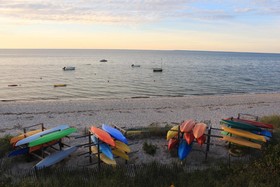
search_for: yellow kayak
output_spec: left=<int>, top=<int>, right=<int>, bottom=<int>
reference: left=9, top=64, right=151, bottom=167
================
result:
left=166, top=125, right=179, bottom=140
left=91, top=146, right=116, bottom=166
left=112, top=149, right=129, bottom=160
left=115, top=140, right=131, bottom=153
left=10, top=129, right=42, bottom=145
left=221, top=135, right=262, bottom=149
left=222, top=125, right=266, bottom=143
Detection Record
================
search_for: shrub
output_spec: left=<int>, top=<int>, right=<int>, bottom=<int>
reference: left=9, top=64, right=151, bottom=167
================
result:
left=142, top=141, right=157, bottom=156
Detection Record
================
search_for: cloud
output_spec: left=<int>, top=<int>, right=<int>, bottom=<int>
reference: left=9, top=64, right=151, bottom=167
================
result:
left=0, top=0, right=279, bottom=24
left=0, top=0, right=190, bottom=23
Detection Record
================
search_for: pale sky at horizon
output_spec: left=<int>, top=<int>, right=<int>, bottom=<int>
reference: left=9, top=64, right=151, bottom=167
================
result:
left=0, top=0, right=280, bottom=53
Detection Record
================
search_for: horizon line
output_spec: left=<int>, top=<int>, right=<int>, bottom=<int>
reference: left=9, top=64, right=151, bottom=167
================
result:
left=0, top=48, right=280, bottom=55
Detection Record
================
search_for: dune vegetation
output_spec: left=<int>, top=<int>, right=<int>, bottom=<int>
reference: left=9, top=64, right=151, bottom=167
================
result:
left=0, top=115, right=280, bottom=187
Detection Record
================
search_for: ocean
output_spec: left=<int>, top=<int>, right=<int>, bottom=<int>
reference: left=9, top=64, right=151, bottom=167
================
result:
left=0, top=49, right=280, bottom=101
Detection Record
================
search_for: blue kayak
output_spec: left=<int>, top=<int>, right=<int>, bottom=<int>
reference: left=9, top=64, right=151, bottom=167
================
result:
left=8, top=147, right=29, bottom=157
left=178, top=139, right=192, bottom=160
left=102, top=124, right=128, bottom=144
left=91, top=135, right=114, bottom=160
left=35, top=146, right=78, bottom=170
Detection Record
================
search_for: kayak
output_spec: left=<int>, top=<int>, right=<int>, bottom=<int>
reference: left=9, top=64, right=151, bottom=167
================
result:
left=221, top=119, right=271, bottom=137
left=221, top=119, right=261, bottom=131
left=112, top=149, right=129, bottom=160
left=29, top=140, right=59, bottom=153
left=168, top=138, right=179, bottom=150
left=221, top=135, right=262, bottom=149
left=91, top=145, right=116, bottom=166
left=90, top=126, right=115, bottom=147
left=180, top=119, right=196, bottom=133
left=197, top=135, right=206, bottom=145
left=114, top=140, right=131, bottom=153
left=91, top=135, right=114, bottom=160
left=184, top=132, right=195, bottom=145
left=193, top=123, right=207, bottom=139
left=102, top=124, right=128, bottom=144
left=178, top=139, right=192, bottom=160
left=10, top=129, right=42, bottom=145
left=221, top=125, right=266, bottom=143
left=35, top=146, right=78, bottom=169
left=166, top=125, right=179, bottom=140
left=8, top=147, right=29, bottom=157
left=224, top=117, right=273, bottom=129
left=29, top=128, right=76, bottom=147
left=15, top=124, right=69, bottom=147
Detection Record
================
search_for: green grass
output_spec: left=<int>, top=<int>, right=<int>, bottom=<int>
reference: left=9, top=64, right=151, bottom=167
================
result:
left=0, top=134, right=13, bottom=158
left=1, top=115, right=280, bottom=186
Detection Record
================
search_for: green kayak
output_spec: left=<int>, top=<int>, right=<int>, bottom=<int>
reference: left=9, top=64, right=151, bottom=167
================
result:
left=220, top=119, right=261, bottom=131
left=29, top=128, right=76, bottom=147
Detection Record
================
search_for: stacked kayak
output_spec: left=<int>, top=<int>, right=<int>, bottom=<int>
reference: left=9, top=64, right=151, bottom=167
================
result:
left=220, top=117, right=273, bottom=150
left=167, top=119, right=208, bottom=160
left=9, top=124, right=78, bottom=169
left=89, top=124, right=130, bottom=165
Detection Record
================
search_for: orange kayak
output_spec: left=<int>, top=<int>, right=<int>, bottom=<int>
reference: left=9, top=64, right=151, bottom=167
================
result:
left=184, top=132, right=195, bottom=145
left=193, top=123, right=207, bottom=139
left=29, top=140, right=58, bottom=153
left=90, top=126, right=115, bottom=147
left=197, top=135, right=206, bottom=145
left=10, top=129, right=42, bottom=145
left=180, top=119, right=196, bottom=133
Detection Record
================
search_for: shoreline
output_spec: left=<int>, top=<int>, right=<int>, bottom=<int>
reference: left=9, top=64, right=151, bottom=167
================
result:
left=1, top=93, right=280, bottom=137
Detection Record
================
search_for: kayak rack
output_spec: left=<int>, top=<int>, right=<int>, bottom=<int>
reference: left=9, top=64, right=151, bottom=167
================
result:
left=23, top=123, right=45, bottom=135
left=169, top=120, right=225, bottom=162
left=75, top=128, right=131, bottom=170
left=11, top=123, right=71, bottom=161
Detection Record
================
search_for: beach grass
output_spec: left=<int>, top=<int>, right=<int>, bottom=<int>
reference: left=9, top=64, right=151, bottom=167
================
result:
left=1, top=115, right=280, bottom=186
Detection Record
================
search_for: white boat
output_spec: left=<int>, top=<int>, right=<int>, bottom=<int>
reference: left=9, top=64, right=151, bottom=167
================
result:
left=63, top=66, right=75, bottom=71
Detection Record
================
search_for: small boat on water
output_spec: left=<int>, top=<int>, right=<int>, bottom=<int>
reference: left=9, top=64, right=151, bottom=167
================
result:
left=153, top=68, right=163, bottom=72
left=100, top=59, right=107, bottom=62
left=63, top=66, right=75, bottom=71
left=54, top=84, right=67, bottom=87
left=131, top=64, right=140, bottom=67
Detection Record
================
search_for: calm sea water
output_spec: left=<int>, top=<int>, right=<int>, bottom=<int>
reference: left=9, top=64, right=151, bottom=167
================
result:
left=0, top=49, right=280, bottom=101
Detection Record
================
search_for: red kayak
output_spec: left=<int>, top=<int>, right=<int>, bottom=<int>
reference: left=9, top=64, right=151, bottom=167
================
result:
left=196, top=135, right=206, bottom=146
left=184, top=132, right=195, bottom=145
left=225, top=117, right=273, bottom=129
left=168, top=138, right=179, bottom=150
left=180, top=119, right=196, bottom=133
left=193, top=123, right=207, bottom=139
left=90, top=126, right=115, bottom=147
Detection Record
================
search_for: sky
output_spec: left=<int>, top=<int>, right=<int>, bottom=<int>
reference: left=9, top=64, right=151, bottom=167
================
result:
left=0, top=0, right=279, bottom=53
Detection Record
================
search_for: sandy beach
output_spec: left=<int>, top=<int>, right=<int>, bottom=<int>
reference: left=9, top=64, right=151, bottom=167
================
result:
left=1, top=93, right=280, bottom=169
